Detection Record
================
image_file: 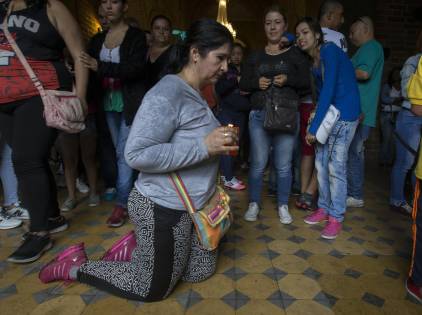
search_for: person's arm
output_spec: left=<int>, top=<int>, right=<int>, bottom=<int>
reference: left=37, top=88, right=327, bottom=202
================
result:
left=239, top=53, right=261, bottom=92
left=308, top=46, right=339, bottom=135
left=411, top=104, right=422, bottom=116
left=353, top=43, right=381, bottom=81
left=48, top=0, right=88, bottom=107
left=97, top=30, right=148, bottom=81
left=401, top=56, right=420, bottom=99
left=125, top=96, right=210, bottom=173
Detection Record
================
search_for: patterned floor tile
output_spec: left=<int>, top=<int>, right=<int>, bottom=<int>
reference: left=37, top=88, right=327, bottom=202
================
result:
left=236, top=299, right=286, bottom=314
left=186, top=299, right=235, bottom=315
left=30, top=295, right=86, bottom=315
left=263, top=267, right=288, bottom=281
left=0, top=163, right=421, bottom=314
left=278, top=274, right=322, bottom=299
left=235, top=274, right=279, bottom=299
left=303, top=267, right=322, bottom=280
left=0, top=293, right=37, bottom=315
left=191, top=275, right=234, bottom=299
left=284, top=299, right=334, bottom=315
left=135, top=298, right=184, bottom=315
left=272, top=255, right=311, bottom=274
left=235, top=254, right=272, bottom=273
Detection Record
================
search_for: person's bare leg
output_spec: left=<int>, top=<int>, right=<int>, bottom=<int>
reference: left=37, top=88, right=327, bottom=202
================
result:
left=301, top=155, right=315, bottom=194
left=306, top=170, right=318, bottom=196
left=60, top=134, right=79, bottom=201
left=80, top=128, right=98, bottom=198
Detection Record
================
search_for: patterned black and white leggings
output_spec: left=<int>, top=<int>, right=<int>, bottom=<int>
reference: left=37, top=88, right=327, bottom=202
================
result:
left=77, top=188, right=218, bottom=302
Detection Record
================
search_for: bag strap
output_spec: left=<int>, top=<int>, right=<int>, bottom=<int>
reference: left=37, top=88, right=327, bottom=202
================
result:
left=2, top=4, right=46, bottom=97
left=393, top=129, right=418, bottom=156
left=169, top=172, right=196, bottom=214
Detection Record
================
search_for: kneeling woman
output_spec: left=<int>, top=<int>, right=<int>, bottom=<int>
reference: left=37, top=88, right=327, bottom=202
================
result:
left=296, top=17, right=361, bottom=239
left=39, top=19, right=237, bottom=302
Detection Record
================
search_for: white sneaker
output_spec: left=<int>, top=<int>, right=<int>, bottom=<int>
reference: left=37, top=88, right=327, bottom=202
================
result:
left=231, top=177, right=244, bottom=185
left=76, top=178, right=90, bottom=194
left=346, top=197, right=364, bottom=208
left=244, top=202, right=260, bottom=221
left=5, top=203, right=30, bottom=220
left=0, top=211, right=22, bottom=230
left=278, top=205, right=293, bottom=225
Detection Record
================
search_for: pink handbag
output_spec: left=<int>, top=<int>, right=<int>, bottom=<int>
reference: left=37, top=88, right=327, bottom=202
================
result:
left=2, top=13, right=85, bottom=134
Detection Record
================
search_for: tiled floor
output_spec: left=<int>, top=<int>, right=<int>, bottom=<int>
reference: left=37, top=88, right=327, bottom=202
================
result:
left=1, top=163, right=422, bottom=314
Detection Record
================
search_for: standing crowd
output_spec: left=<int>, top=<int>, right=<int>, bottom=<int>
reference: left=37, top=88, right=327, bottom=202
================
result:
left=0, top=0, right=421, bottom=304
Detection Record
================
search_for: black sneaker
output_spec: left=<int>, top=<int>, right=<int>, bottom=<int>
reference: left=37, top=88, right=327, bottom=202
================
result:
left=48, top=215, right=69, bottom=234
left=22, top=216, right=69, bottom=240
left=7, top=234, right=53, bottom=264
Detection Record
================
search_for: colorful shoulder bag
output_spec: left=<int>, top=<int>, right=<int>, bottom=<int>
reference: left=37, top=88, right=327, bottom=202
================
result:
left=170, top=173, right=233, bottom=251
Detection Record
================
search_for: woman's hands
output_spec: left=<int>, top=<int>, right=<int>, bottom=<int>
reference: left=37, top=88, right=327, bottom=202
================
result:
left=259, top=77, right=271, bottom=90
left=273, top=74, right=287, bottom=87
left=305, top=132, right=316, bottom=146
left=80, top=52, right=98, bottom=71
left=204, top=126, right=239, bottom=156
left=259, top=75, right=287, bottom=90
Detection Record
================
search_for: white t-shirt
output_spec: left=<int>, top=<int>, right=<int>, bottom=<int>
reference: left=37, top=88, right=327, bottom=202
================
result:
left=321, top=27, right=348, bottom=53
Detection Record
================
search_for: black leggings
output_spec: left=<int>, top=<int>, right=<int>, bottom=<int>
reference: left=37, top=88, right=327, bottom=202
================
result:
left=0, top=96, right=60, bottom=232
left=78, top=188, right=218, bottom=302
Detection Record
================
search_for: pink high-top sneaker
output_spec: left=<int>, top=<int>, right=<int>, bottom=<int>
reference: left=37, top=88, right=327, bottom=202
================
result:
left=321, top=216, right=342, bottom=239
left=101, top=230, right=137, bottom=262
left=304, top=208, right=328, bottom=225
left=39, top=243, right=87, bottom=283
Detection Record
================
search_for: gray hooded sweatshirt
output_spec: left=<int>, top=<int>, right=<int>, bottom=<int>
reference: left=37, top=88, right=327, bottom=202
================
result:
left=125, top=74, right=220, bottom=210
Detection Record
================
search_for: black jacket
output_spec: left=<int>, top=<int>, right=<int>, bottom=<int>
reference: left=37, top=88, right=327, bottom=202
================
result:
left=215, top=64, right=251, bottom=114
left=239, top=46, right=311, bottom=111
left=87, top=26, right=148, bottom=125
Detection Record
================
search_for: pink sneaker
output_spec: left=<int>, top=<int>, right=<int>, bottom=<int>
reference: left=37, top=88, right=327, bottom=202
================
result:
left=101, top=230, right=137, bottom=262
left=106, top=206, right=128, bottom=228
left=39, top=243, right=87, bottom=283
left=321, top=216, right=342, bottom=239
left=224, top=178, right=246, bottom=191
left=304, top=208, right=328, bottom=225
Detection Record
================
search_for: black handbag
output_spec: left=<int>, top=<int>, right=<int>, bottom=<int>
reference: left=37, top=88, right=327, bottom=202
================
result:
left=263, top=92, right=299, bottom=132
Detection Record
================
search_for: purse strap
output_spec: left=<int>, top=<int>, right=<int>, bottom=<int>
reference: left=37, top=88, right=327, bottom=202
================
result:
left=2, top=3, right=47, bottom=97
left=169, top=172, right=196, bottom=214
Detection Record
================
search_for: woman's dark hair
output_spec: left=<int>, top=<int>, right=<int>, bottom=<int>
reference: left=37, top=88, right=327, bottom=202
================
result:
left=387, top=67, right=401, bottom=87
left=295, top=17, right=325, bottom=47
left=263, top=4, right=287, bottom=24
left=150, top=14, right=172, bottom=30
left=166, top=18, right=234, bottom=74
left=232, top=43, right=244, bottom=52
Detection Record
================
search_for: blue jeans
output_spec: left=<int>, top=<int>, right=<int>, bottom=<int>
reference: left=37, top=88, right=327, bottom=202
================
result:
left=248, top=109, right=297, bottom=206
left=105, top=112, right=134, bottom=207
left=379, top=112, right=396, bottom=164
left=217, top=111, right=246, bottom=181
left=390, top=109, right=422, bottom=206
left=0, top=139, right=19, bottom=206
left=316, top=120, right=358, bottom=221
left=347, top=124, right=372, bottom=199
left=268, top=134, right=301, bottom=192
